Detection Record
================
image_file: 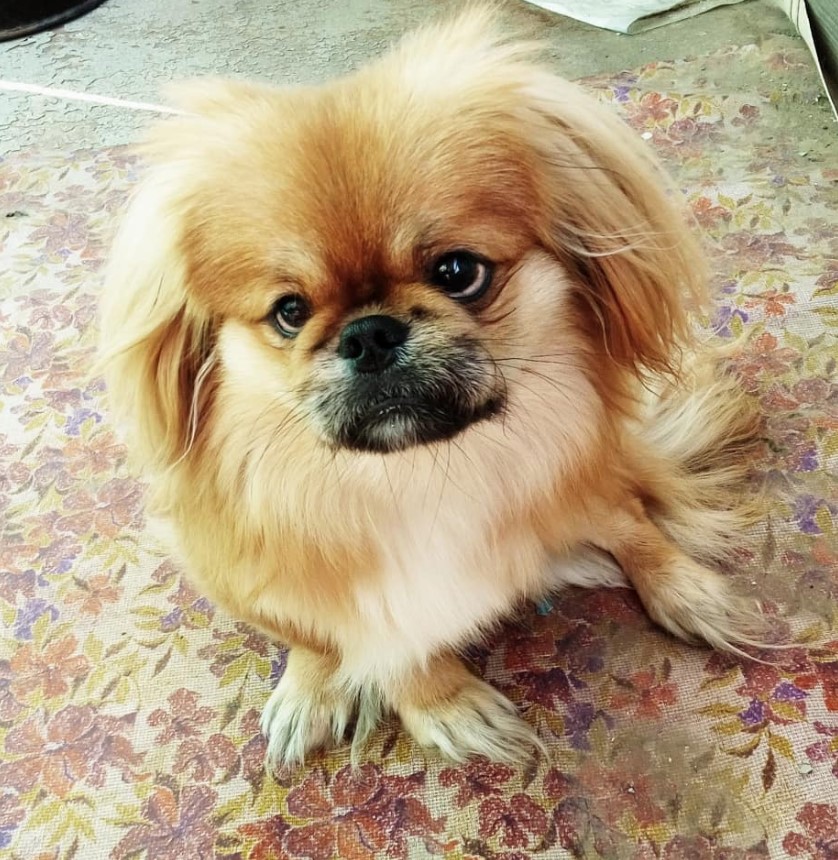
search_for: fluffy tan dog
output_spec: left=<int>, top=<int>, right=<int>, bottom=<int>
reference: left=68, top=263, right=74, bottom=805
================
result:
left=99, top=8, right=765, bottom=768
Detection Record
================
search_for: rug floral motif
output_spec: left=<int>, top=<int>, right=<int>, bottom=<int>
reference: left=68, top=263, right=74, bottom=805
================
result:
left=1, top=38, right=836, bottom=860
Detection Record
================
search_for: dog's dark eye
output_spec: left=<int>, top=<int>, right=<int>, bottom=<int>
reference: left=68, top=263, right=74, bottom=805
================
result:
left=430, top=251, right=493, bottom=302
left=271, top=294, right=312, bottom=337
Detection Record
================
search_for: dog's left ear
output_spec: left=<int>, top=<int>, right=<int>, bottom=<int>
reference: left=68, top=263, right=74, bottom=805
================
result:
left=524, top=75, right=707, bottom=378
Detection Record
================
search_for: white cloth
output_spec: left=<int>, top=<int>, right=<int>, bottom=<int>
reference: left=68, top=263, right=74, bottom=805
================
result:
left=523, top=0, right=746, bottom=34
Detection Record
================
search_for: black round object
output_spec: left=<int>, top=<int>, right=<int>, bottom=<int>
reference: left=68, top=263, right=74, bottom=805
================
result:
left=0, top=0, right=109, bottom=42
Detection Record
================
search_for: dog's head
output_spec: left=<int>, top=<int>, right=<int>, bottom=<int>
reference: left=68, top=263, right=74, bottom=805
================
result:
left=100, top=8, right=705, bottom=476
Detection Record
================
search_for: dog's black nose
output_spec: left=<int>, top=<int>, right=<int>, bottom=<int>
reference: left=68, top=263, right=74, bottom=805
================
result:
left=338, top=315, right=409, bottom=373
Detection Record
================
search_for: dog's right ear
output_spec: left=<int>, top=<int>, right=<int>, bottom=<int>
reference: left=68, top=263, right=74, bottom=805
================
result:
left=97, top=164, right=215, bottom=473
left=98, top=79, right=284, bottom=473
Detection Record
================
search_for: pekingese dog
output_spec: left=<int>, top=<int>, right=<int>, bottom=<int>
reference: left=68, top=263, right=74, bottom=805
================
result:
left=99, top=8, right=766, bottom=768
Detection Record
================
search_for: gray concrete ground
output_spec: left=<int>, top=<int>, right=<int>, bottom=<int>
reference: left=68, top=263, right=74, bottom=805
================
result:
left=0, top=0, right=805, bottom=156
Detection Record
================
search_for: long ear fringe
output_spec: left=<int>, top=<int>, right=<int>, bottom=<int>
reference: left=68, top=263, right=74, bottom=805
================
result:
left=529, top=79, right=708, bottom=377
left=97, top=169, right=214, bottom=473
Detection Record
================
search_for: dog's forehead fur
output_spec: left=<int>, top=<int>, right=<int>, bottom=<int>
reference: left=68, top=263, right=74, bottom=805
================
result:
left=169, top=67, right=547, bottom=322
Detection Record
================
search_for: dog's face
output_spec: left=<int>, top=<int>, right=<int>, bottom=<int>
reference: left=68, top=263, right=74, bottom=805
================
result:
left=101, top=11, right=705, bottom=477
left=184, top=82, right=550, bottom=453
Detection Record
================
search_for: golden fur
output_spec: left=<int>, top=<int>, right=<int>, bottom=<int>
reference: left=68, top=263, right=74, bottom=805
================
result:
left=99, top=8, right=766, bottom=767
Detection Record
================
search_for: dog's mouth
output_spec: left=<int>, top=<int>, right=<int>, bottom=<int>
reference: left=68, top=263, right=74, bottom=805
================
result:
left=368, top=396, right=420, bottom=419
left=309, top=335, right=504, bottom=453
left=337, top=391, right=504, bottom=453
left=314, top=382, right=504, bottom=454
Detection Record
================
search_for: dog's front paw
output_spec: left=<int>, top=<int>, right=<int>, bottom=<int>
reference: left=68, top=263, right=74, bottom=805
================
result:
left=260, top=648, right=355, bottom=771
left=394, top=658, right=543, bottom=764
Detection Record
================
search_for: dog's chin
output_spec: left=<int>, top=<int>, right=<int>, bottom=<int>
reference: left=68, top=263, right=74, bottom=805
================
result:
left=330, top=395, right=505, bottom=454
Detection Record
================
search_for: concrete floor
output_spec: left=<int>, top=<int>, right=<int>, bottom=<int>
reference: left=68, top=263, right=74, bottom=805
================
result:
left=0, top=0, right=805, bottom=156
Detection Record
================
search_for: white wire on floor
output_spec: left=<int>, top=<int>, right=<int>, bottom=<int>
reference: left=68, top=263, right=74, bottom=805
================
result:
left=0, top=80, right=184, bottom=113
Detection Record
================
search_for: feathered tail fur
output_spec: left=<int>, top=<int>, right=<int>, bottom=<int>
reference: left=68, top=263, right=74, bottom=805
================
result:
left=635, top=343, right=764, bottom=566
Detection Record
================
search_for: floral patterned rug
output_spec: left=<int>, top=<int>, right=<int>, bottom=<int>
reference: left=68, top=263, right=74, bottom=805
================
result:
left=1, top=37, right=837, bottom=860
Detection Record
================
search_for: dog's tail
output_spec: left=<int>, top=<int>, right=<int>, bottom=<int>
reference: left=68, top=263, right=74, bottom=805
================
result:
left=546, top=343, right=792, bottom=655
left=632, top=341, right=765, bottom=565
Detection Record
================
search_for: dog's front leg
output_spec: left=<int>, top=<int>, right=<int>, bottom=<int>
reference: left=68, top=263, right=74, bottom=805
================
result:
left=260, top=646, right=356, bottom=771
